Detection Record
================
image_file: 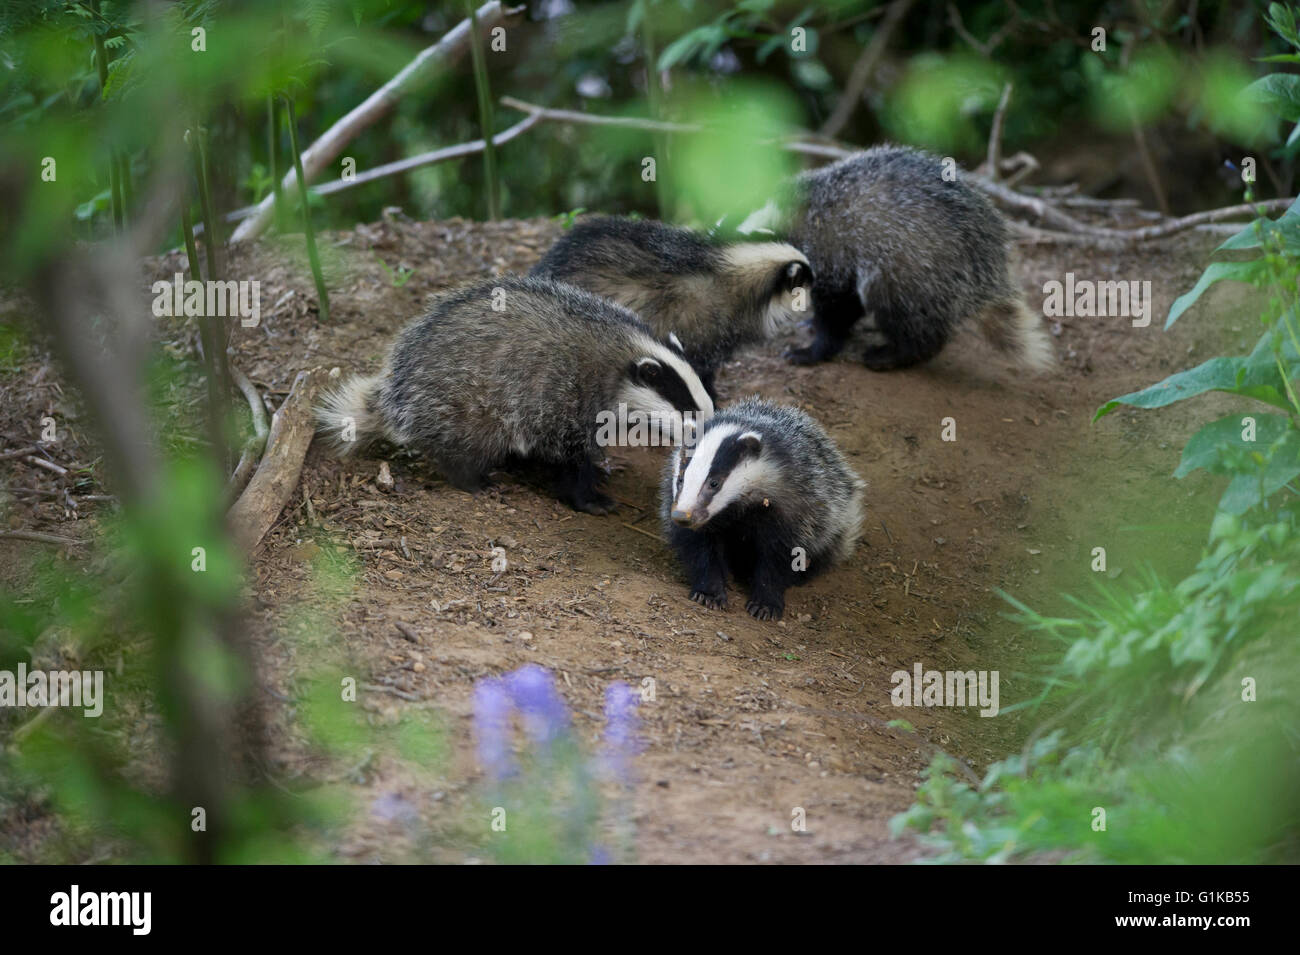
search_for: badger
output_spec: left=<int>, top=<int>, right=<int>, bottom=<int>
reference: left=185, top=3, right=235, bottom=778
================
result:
left=737, top=145, right=1054, bottom=373
left=316, top=275, right=713, bottom=515
left=529, top=216, right=812, bottom=396
left=662, top=396, right=865, bottom=621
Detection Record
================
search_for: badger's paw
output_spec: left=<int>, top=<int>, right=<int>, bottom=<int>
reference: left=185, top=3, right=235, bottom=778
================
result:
left=689, top=589, right=727, bottom=611
left=784, top=345, right=821, bottom=366
left=573, top=492, right=617, bottom=516
left=746, top=599, right=783, bottom=622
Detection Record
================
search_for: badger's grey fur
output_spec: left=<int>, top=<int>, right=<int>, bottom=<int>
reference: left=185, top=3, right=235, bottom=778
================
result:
left=740, top=145, right=1053, bottom=373
left=662, top=396, right=864, bottom=621
left=530, top=216, right=812, bottom=396
left=317, top=275, right=713, bottom=515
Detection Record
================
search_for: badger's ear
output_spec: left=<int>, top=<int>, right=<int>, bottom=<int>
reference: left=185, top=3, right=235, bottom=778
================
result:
left=783, top=260, right=813, bottom=289
left=737, top=431, right=763, bottom=456
left=632, top=357, right=662, bottom=384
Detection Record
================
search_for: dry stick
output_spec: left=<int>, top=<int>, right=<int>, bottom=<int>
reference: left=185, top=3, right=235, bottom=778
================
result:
left=220, top=114, right=541, bottom=222
left=622, top=522, right=664, bottom=544
left=985, top=82, right=1013, bottom=183
left=819, top=0, right=916, bottom=139
left=230, top=1, right=524, bottom=243
left=500, top=96, right=703, bottom=134
left=0, top=529, right=87, bottom=548
left=227, top=368, right=328, bottom=552
left=24, top=456, right=68, bottom=477
left=226, top=364, right=270, bottom=500
left=0, top=445, right=40, bottom=461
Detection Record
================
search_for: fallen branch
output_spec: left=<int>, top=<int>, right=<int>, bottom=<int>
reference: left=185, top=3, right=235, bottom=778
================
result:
left=0, top=529, right=88, bottom=548
left=227, top=368, right=328, bottom=552
left=230, top=1, right=525, bottom=243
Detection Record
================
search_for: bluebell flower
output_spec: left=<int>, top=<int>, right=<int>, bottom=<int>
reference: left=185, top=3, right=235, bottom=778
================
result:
left=505, top=664, right=570, bottom=745
left=599, top=681, right=641, bottom=784
left=472, top=676, right=515, bottom=780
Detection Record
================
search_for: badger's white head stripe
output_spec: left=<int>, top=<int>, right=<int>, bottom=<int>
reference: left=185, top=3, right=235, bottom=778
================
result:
left=668, top=331, right=683, bottom=351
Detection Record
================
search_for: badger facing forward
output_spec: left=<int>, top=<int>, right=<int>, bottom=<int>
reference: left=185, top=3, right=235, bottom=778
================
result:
left=740, top=145, right=1053, bottom=373
left=317, top=275, right=713, bottom=515
left=662, top=397, right=864, bottom=621
left=530, top=216, right=812, bottom=396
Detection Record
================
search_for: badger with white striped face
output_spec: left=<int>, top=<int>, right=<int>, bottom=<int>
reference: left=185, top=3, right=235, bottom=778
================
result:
left=316, top=275, right=712, bottom=515
left=662, top=397, right=865, bottom=621
left=531, top=216, right=812, bottom=399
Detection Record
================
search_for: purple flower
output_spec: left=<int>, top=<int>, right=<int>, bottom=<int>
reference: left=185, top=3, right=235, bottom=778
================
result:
left=599, top=681, right=641, bottom=784
left=472, top=677, right=515, bottom=781
left=505, top=664, right=570, bottom=746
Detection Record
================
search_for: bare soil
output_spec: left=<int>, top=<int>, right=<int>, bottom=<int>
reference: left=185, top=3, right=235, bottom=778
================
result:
left=0, top=213, right=1242, bottom=863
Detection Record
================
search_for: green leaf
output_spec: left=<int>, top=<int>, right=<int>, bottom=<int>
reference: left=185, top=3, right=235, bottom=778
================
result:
left=1166, top=260, right=1265, bottom=329
left=1175, top=413, right=1292, bottom=477
left=1245, top=73, right=1300, bottom=122
left=1215, top=213, right=1300, bottom=251
left=1218, top=431, right=1300, bottom=514
left=1094, top=354, right=1295, bottom=421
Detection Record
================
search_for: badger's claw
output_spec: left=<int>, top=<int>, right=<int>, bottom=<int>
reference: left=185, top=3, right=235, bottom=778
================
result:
left=746, top=600, right=783, bottom=622
left=689, top=589, right=727, bottom=611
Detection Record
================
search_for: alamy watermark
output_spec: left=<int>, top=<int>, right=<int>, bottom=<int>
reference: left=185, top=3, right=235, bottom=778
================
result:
left=891, top=663, right=999, bottom=717
left=0, top=664, right=104, bottom=717
left=151, top=273, right=261, bottom=327
left=1042, top=272, right=1152, bottom=327
left=595, top=403, right=704, bottom=448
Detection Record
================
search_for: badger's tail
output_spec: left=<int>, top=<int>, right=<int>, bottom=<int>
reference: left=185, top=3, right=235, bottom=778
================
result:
left=314, top=372, right=387, bottom=456
left=976, top=297, right=1056, bottom=374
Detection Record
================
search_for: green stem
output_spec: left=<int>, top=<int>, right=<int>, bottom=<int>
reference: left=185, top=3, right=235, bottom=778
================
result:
left=189, top=127, right=221, bottom=284
left=466, top=1, right=500, bottom=220
left=268, top=93, right=285, bottom=233
left=282, top=94, right=330, bottom=323
left=180, top=202, right=202, bottom=283
left=90, top=5, right=122, bottom=233
left=641, top=9, right=667, bottom=217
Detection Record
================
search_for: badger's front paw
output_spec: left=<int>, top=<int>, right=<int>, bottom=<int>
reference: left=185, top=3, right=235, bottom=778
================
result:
left=746, top=599, right=784, bottom=622
left=572, top=491, right=617, bottom=515
left=689, top=589, right=727, bottom=611
left=784, top=345, right=821, bottom=366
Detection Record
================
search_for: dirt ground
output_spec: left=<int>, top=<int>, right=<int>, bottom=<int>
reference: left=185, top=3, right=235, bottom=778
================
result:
left=0, top=212, right=1240, bottom=863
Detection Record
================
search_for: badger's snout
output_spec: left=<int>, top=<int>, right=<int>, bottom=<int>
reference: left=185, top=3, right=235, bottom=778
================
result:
left=670, top=505, right=706, bottom=529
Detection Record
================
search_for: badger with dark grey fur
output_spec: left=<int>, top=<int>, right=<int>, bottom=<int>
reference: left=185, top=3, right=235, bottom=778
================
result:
left=662, top=397, right=864, bottom=621
left=317, top=275, right=713, bottom=515
left=738, top=145, right=1053, bottom=373
left=530, top=216, right=812, bottom=396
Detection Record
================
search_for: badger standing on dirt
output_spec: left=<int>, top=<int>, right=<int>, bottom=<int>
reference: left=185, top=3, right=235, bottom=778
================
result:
left=316, top=275, right=713, bottom=515
left=739, top=145, right=1054, bottom=373
left=530, top=216, right=812, bottom=396
left=662, top=397, right=864, bottom=621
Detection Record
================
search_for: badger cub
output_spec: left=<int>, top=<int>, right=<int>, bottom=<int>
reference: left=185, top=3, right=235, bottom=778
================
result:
left=741, top=145, right=1053, bottom=373
left=317, top=275, right=713, bottom=515
left=531, top=216, right=812, bottom=396
left=662, top=397, right=864, bottom=621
